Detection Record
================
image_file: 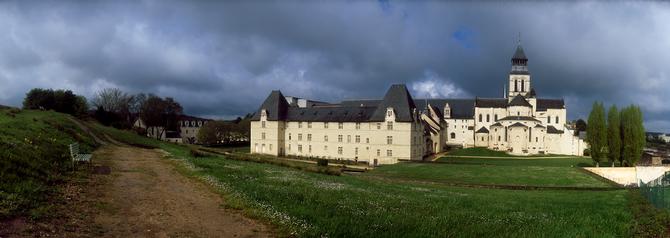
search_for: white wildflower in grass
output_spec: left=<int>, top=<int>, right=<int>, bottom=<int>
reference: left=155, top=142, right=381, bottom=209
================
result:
left=313, top=181, right=346, bottom=190
left=410, top=187, right=431, bottom=192
left=223, top=164, right=242, bottom=170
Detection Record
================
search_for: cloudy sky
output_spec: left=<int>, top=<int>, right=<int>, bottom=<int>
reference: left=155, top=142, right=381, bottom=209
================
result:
left=0, top=1, right=669, bottom=132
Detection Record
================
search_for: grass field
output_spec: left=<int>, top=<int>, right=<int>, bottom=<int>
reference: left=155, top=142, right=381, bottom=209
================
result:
left=0, top=108, right=97, bottom=219
left=446, top=147, right=585, bottom=158
left=85, top=123, right=667, bottom=237
left=367, top=162, right=611, bottom=188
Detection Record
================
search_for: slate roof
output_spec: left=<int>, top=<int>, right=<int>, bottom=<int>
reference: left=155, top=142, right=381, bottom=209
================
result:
left=498, top=116, right=541, bottom=122
left=475, top=127, right=489, bottom=133
left=491, top=122, right=503, bottom=127
left=536, top=99, right=565, bottom=111
left=475, top=98, right=507, bottom=108
left=178, top=114, right=212, bottom=121
left=370, top=84, right=417, bottom=122
left=339, top=99, right=381, bottom=108
left=508, top=95, right=532, bottom=107
left=427, top=104, right=443, bottom=119
left=251, top=90, right=290, bottom=121
left=285, top=106, right=377, bottom=122
left=509, top=122, right=528, bottom=128
left=512, top=45, right=527, bottom=60
left=414, top=99, right=475, bottom=119
left=547, top=125, right=564, bottom=134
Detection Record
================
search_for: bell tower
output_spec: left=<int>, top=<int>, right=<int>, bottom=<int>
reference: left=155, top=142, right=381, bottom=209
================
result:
left=508, top=37, right=531, bottom=100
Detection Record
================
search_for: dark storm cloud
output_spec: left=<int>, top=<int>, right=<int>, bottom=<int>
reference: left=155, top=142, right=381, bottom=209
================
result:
left=0, top=1, right=668, bottom=131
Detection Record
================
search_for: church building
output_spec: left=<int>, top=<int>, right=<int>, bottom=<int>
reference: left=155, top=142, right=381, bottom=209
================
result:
left=250, top=43, right=586, bottom=165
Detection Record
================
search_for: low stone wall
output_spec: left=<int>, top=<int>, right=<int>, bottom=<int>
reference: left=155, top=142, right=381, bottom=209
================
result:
left=584, top=166, right=670, bottom=187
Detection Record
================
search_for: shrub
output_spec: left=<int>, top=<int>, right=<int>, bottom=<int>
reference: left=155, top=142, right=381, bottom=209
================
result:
left=317, top=159, right=328, bottom=166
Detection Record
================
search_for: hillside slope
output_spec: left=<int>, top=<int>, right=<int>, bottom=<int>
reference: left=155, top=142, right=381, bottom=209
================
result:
left=0, top=108, right=97, bottom=219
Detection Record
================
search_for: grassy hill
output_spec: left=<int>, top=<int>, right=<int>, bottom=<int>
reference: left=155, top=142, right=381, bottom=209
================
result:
left=86, top=123, right=648, bottom=237
left=0, top=108, right=97, bottom=219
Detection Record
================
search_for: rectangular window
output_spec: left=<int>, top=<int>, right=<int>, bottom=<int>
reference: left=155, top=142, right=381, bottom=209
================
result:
left=307, top=134, right=312, bottom=141
left=298, top=134, right=302, bottom=141
left=299, top=122, right=302, bottom=128
left=479, top=114, right=482, bottom=122
left=298, top=145, right=302, bottom=153
left=377, top=149, right=380, bottom=156
left=338, top=122, right=343, bottom=129
left=324, top=122, right=328, bottom=128
left=324, top=145, right=328, bottom=151
left=338, top=135, right=343, bottom=142
left=387, top=150, right=392, bottom=157
left=324, top=135, right=328, bottom=142
left=355, top=135, right=360, bottom=143
left=288, top=144, right=291, bottom=151
left=366, top=138, right=369, bottom=143
left=261, top=121, right=266, bottom=128
left=338, top=147, right=343, bottom=155
left=288, top=133, right=292, bottom=140
left=387, top=122, right=393, bottom=130
left=308, top=122, right=312, bottom=128
left=355, top=147, right=358, bottom=155
left=261, top=133, right=266, bottom=140
left=495, top=115, right=498, bottom=121
left=377, top=123, right=381, bottom=130
left=347, top=135, right=351, bottom=143
left=387, top=136, right=393, bottom=145
left=269, top=144, right=273, bottom=150
left=308, top=145, right=312, bottom=153
left=355, top=122, right=361, bottom=130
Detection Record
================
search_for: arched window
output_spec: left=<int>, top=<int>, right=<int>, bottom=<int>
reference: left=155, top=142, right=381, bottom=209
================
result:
left=514, top=80, right=518, bottom=92
left=479, top=114, right=482, bottom=122
left=555, top=116, right=559, bottom=124
left=521, top=80, right=525, bottom=92
left=486, top=114, right=490, bottom=122
left=450, top=133, right=456, bottom=139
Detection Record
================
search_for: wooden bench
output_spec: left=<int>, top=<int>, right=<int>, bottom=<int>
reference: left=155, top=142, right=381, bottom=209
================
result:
left=69, top=143, right=92, bottom=169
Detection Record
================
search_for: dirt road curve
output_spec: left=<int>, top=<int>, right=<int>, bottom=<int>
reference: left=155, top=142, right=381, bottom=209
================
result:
left=93, top=145, right=271, bottom=238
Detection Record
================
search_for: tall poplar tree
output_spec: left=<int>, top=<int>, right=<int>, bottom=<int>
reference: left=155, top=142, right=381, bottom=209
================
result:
left=607, top=105, right=621, bottom=166
left=621, top=105, right=646, bottom=166
left=587, top=101, right=607, bottom=167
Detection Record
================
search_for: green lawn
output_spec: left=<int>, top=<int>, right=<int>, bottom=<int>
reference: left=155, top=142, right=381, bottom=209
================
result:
left=367, top=162, right=611, bottom=188
left=184, top=156, right=632, bottom=237
left=438, top=156, right=613, bottom=167
left=0, top=109, right=97, bottom=219
left=446, top=147, right=585, bottom=159
left=90, top=123, right=643, bottom=237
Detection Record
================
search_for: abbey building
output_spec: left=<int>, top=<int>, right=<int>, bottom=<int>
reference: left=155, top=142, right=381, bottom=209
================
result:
left=250, top=43, right=586, bottom=165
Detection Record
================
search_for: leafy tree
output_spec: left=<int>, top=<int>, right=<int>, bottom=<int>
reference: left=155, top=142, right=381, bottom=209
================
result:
left=586, top=101, right=607, bottom=167
left=574, top=119, right=587, bottom=136
left=23, top=88, right=88, bottom=117
left=607, top=105, right=621, bottom=167
left=140, top=95, right=183, bottom=139
left=621, top=105, right=646, bottom=166
left=23, top=88, right=55, bottom=110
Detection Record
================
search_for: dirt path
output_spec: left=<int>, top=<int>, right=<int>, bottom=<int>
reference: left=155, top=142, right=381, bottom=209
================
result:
left=91, top=145, right=272, bottom=238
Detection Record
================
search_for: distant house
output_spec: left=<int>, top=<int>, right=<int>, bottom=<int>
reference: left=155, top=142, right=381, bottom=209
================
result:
left=647, top=132, right=670, bottom=143
left=133, top=114, right=211, bottom=144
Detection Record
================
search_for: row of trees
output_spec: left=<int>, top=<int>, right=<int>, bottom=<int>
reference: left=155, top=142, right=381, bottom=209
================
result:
left=23, top=88, right=88, bottom=117
left=196, top=115, right=252, bottom=145
left=587, top=102, right=645, bottom=167
left=91, top=88, right=183, bottom=137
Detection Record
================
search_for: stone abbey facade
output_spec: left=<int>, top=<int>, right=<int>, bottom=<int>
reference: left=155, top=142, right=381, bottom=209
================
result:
left=250, top=43, right=586, bottom=164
